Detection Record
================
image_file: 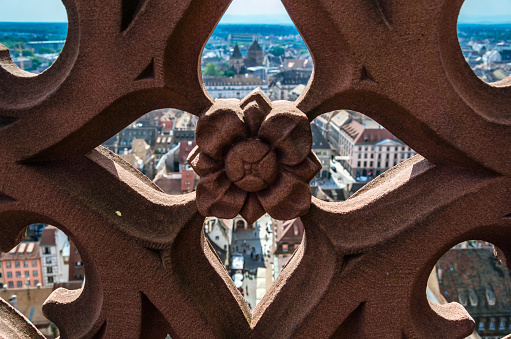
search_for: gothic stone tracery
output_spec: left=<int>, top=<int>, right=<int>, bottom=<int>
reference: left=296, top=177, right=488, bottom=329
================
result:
left=0, top=0, right=510, bottom=338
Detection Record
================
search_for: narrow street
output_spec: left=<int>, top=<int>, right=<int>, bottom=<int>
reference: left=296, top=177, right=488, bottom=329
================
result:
left=231, top=214, right=273, bottom=309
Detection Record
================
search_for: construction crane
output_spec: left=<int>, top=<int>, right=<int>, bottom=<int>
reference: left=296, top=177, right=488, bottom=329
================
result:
left=16, top=42, right=25, bottom=70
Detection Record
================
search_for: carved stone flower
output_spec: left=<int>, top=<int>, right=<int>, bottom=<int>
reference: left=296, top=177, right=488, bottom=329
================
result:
left=188, top=90, right=321, bottom=223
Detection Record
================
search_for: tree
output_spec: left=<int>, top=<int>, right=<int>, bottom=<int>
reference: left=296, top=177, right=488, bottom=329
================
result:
left=269, top=45, right=285, bottom=57
left=21, top=49, right=34, bottom=57
left=28, top=57, right=42, bottom=71
left=37, top=47, right=56, bottom=54
left=204, top=62, right=221, bottom=76
left=223, top=70, right=234, bottom=77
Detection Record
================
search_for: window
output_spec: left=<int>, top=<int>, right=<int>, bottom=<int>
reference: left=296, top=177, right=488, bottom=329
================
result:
left=23, top=261, right=28, bottom=267
left=7, top=272, right=12, bottom=278
left=24, top=271, right=29, bottom=277
left=282, top=244, right=289, bottom=252
left=16, top=271, right=21, bottom=277
left=26, top=280, right=30, bottom=287
left=17, top=281, right=22, bottom=287
left=33, top=270, right=38, bottom=277
left=32, top=261, right=37, bottom=267
left=34, top=280, right=39, bottom=286
left=6, top=262, right=11, bottom=268
left=357, top=161, right=361, bottom=167
left=43, top=247, right=50, bottom=254
left=8, top=282, right=13, bottom=288
left=0, top=272, right=2, bottom=278
left=76, top=261, right=84, bottom=268
left=499, top=318, right=506, bottom=330
left=478, top=320, right=485, bottom=331
left=489, top=319, right=496, bottom=331
left=15, top=261, right=20, bottom=268
left=46, top=257, right=52, bottom=264
left=47, top=267, right=53, bottom=274
left=48, top=276, right=54, bottom=283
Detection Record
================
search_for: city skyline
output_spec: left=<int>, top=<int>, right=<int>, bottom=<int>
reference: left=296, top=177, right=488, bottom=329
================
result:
left=0, top=0, right=511, bottom=24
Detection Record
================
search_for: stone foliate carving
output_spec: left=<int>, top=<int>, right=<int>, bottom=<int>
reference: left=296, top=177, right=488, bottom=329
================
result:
left=189, top=90, right=321, bottom=223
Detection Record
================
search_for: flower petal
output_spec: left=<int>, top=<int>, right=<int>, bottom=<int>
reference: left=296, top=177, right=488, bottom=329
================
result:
left=258, top=101, right=312, bottom=166
left=196, top=101, right=248, bottom=160
left=240, top=89, right=272, bottom=136
left=188, top=146, right=223, bottom=177
left=196, top=171, right=246, bottom=219
left=282, top=151, right=322, bottom=183
left=258, top=148, right=279, bottom=184
left=239, top=193, right=266, bottom=224
left=257, top=172, right=312, bottom=220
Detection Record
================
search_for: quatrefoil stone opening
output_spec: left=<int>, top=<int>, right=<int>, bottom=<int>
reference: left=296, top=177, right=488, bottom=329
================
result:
left=188, top=90, right=321, bottom=223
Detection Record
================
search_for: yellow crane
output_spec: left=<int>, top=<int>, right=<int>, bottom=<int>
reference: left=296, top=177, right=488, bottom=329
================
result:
left=16, top=42, right=25, bottom=70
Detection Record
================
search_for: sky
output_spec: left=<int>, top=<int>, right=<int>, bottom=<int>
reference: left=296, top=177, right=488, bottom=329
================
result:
left=0, top=0, right=511, bottom=24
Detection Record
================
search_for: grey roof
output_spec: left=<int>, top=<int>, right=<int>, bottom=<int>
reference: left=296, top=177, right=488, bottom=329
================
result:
left=231, top=44, right=242, bottom=59
left=311, top=124, right=331, bottom=150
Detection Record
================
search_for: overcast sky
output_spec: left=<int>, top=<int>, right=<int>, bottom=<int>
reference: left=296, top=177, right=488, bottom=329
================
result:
left=0, top=0, right=510, bottom=23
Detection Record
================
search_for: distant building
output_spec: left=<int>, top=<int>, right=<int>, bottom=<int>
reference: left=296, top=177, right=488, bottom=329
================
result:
left=40, top=226, right=70, bottom=287
left=0, top=242, right=43, bottom=289
left=204, top=217, right=233, bottom=266
left=273, top=218, right=303, bottom=277
left=68, top=241, right=84, bottom=282
left=181, top=169, right=196, bottom=194
left=155, top=134, right=174, bottom=154
left=25, top=40, right=66, bottom=51
left=437, top=246, right=511, bottom=339
left=233, top=215, right=251, bottom=230
left=245, top=40, right=264, bottom=67
left=103, top=127, right=158, bottom=153
left=228, top=33, right=259, bottom=45
left=483, top=50, right=502, bottom=65
left=178, top=140, right=196, bottom=165
left=247, top=66, right=267, bottom=82
left=319, top=113, right=416, bottom=180
left=229, top=44, right=244, bottom=75
left=288, top=84, right=306, bottom=101
left=270, top=67, right=312, bottom=101
left=311, top=123, right=331, bottom=178
left=204, top=76, right=269, bottom=99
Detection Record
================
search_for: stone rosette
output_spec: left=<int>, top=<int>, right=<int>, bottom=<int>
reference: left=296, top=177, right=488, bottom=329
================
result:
left=188, top=89, right=321, bottom=223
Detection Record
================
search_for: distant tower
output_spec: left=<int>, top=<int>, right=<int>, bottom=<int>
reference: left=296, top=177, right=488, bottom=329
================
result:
left=246, top=40, right=264, bottom=67
left=229, top=44, right=244, bottom=75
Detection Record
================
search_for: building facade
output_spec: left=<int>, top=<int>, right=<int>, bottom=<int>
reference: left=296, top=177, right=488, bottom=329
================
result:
left=316, top=112, right=416, bottom=181
left=204, top=77, right=269, bottom=99
left=0, top=242, right=43, bottom=289
left=40, top=226, right=70, bottom=287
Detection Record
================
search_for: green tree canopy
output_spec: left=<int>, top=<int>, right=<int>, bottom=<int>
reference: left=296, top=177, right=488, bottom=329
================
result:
left=28, top=57, right=42, bottom=71
left=37, top=47, right=57, bottom=54
left=222, top=70, right=234, bottom=77
left=269, top=45, right=285, bottom=57
left=204, top=62, right=222, bottom=76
